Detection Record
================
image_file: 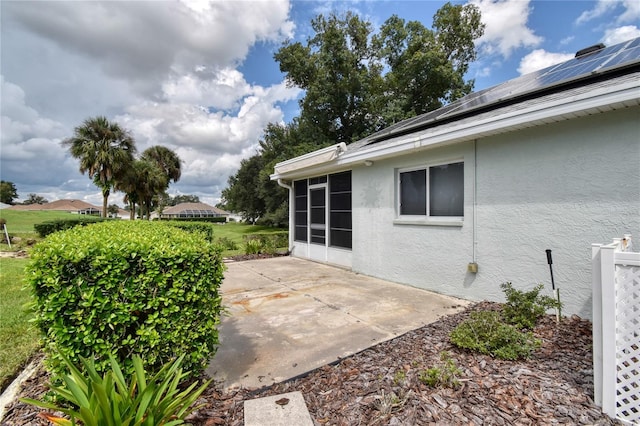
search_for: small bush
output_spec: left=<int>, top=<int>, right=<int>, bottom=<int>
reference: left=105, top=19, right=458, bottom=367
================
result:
left=216, top=236, right=239, bottom=251
left=244, top=232, right=288, bottom=251
left=244, top=239, right=263, bottom=254
left=27, top=221, right=224, bottom=378
left=21, top=353, right=210, bottom=425
left=418, top=352, right=462, bottom=388
left=501, top=282, right=561, bottom=329
left=450, top=311, right=540, bottom=360
left=34, top=216, right=104, bottom=237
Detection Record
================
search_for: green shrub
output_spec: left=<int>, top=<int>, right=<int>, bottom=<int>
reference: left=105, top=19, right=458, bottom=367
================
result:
left=450, top=311, right=540, bottom=360
left=244, top=239, right=263, bottom=255
left=244, top=232, right=288, bottom=251
left=33, top=216, right=104, bottom=237
left=418, top=352, right=462, bottom=388
left=163, top=220, right=216, bottom=242
left=22, top=353, right=210, bottom=426
left=216, top=236, right=238, bottom=251
left=27, top=221, right=224, bottom=378
left=501, top=282, right=561, bottom=329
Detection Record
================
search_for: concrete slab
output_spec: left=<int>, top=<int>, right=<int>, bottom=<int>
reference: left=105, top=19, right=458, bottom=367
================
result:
left=207, top=257, right=469, bottom=389
left=244, top=391, right=313, bottom=426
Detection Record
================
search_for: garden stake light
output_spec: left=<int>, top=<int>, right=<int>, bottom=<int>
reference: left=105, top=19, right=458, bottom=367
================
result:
left=546, top=249, right=561, bottom=322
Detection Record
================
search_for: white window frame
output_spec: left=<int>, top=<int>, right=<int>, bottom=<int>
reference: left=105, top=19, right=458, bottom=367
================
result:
left=395, top=160, right=464, bottom=227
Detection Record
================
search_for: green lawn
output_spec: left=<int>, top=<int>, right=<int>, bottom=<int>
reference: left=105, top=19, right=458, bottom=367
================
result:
left=0, top=210, right=78, bottom=251
left=0, top=257, right=40, bottom=392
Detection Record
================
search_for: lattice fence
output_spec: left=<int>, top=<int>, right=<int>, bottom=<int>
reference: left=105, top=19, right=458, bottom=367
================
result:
left=615, top=264, right=640, bottom=424
left=593, top=239, right=640, bottom=425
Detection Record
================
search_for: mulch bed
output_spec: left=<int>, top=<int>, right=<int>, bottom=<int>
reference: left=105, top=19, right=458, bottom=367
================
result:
left=2, top=302, right=619, bottom=425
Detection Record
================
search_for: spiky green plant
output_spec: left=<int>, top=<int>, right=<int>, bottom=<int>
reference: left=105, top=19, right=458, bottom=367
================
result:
left=21, top=353, right=210, bottom=426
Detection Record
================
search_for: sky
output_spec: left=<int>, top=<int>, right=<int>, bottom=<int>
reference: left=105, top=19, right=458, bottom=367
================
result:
left=1, top=0, right=639, bottom=208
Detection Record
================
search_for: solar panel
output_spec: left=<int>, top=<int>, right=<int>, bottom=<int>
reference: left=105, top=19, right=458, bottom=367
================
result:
left=367, top=37, right=640, bottom=143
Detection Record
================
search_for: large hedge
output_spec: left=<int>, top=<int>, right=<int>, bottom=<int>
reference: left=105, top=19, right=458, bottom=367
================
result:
left=26, top=221, right=224, bottom=378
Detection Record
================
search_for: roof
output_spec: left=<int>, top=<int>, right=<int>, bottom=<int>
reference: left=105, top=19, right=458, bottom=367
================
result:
left=161, top=202, right=229, bottom=216
left=7, top=199, right=101, bottom=212
left=271, top=37, right=640, bottom=180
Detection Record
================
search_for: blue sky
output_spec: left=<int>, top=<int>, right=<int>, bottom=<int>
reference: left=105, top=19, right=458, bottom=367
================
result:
left=1, top=0, right=639, bottom=206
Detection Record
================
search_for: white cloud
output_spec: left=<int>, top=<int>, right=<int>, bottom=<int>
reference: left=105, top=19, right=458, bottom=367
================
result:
left=602, top=26, right=640, bottom=45
left=576, top=1, right=616, bottom=25
left=576, top=0, right=640, bottom=25
left=1, top=1, right=298, bottom=204
left=3, top=1, right=294, bottom=97
left=517, top=50, right=574, bottom=75
left=470, top=0, right=543, bottom=58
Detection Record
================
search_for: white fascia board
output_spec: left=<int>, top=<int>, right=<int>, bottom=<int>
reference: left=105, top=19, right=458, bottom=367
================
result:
left=271, top=143, right=347, bottom=179
left=339, top=80, right=640, bottom=164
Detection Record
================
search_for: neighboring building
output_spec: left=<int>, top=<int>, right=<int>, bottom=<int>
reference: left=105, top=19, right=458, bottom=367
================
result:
left=8, top=199, right=101, bottom=215
left=158, top=202, right=230, bottom=220
left=270, top=38, right=640, bottom=320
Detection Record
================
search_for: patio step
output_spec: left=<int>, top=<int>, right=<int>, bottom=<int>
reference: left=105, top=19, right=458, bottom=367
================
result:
left=244, top=391, right=313, bottom=426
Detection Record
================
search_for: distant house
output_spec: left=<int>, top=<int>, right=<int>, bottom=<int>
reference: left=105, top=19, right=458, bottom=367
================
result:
left=158, top=202, right=230, bottom=221
left=8, top=199, right=101, bottom=215
left=270, top=38, right=640, bottom=320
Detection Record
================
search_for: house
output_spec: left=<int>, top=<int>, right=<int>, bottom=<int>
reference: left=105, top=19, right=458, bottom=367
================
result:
left=158, top=202, right=230, bottom=221
left=8, top=199, right=101, bottom=215
left=270, top=38, right=640, bottom=320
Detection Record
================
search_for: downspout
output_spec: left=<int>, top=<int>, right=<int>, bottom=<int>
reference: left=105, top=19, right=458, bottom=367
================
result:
left=473, top=140, right=478, bottom=264
left=277, top=179, right=294, bottom=252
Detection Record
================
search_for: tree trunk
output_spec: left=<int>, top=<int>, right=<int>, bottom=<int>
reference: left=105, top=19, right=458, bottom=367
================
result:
left=102, top=188, right=110, bottom=218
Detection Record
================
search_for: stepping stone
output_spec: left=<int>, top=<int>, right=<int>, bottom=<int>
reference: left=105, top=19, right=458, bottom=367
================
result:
left=244, top=391, right=313, bottom=426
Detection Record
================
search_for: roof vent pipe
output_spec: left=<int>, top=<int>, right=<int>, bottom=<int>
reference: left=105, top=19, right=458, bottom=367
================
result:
left=575, top=43, right=605, bottom=58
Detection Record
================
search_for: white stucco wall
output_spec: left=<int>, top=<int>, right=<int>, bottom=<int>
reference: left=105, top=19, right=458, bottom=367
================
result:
left=351, top=107, right=640, bottom=319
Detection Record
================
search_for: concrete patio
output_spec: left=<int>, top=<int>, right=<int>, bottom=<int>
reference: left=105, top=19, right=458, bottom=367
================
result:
left=206, top=256, right=470, bottom=389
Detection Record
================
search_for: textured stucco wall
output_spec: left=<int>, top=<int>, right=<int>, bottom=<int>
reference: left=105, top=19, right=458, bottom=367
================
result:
left=351, top=107, right=640, bottom=319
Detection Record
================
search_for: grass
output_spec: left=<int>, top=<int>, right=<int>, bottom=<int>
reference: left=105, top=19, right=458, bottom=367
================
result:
left=0, top=210, right=77, bottom=251
left=0, top=257, right=41, bottom=392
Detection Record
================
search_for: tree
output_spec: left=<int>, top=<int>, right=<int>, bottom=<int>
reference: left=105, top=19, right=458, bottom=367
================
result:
left=223, top=4, right=484, bottom=223
left=220, top=154, right=266, bottom=222
left=0, top=181, right=18, bottom=205
left=373, top=4, right=484, bottom=121
left=275, top=12, right=383, bottom=144
left=23, top=194, right=49, bottom=205
left=170, top=194, right=200, bottom=206
left=62, top=116, right=136, bottom=218
left=107, top=204, right=121, bottom=217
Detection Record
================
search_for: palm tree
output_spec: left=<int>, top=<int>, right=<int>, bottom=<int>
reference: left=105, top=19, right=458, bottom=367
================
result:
left=133, top=159, right=167, bottom=220
left=63, top=116, right=136, bottom=217
left=141, top=146, right=182, bottom=185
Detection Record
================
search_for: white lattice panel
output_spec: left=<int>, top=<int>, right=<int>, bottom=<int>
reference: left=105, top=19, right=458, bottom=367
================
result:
left=615, top=264, right=640, bottom=424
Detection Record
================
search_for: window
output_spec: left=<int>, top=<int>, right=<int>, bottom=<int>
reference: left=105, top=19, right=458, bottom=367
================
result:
left=329, top=171, right=352, bottom=249
left=398, top=162, right=463, bottom=219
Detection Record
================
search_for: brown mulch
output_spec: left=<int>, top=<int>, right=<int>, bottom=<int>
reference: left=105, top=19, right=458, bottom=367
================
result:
left=2, top=302, right=619, bottom=425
